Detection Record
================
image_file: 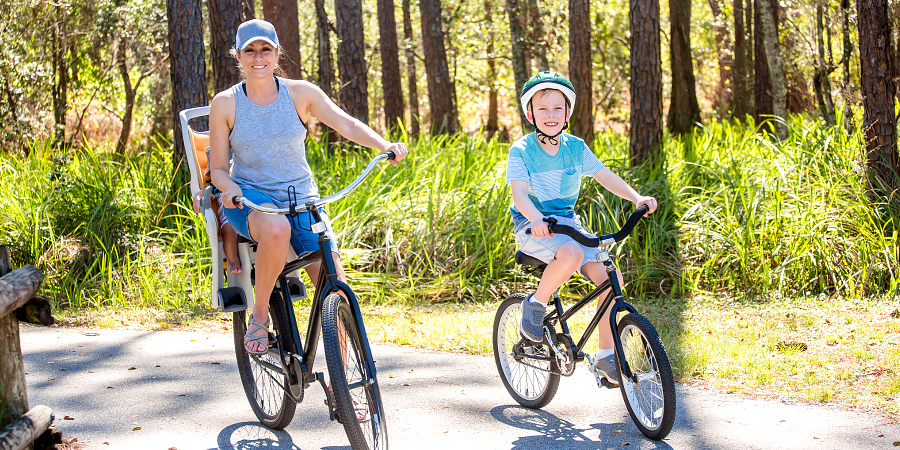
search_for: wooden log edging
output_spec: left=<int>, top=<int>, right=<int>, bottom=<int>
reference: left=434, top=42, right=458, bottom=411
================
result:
left=0, top=266, right=42, bottom=321
left=0, top=405, right=53, bottom=450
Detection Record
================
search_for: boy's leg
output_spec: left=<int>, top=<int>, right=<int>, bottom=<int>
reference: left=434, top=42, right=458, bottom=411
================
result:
left=520, top=241, right=583, bottom=341
left=221, top=224, right=242, bottom=273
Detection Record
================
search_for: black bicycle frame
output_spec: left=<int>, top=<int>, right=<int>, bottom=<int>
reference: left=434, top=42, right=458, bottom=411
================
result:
left=268, top=204, right=379, bottom=398
left=540, top=260, right=639, bottom=382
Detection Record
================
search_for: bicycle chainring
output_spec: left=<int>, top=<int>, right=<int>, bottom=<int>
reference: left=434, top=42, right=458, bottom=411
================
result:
left=554, top=333, right=576, bottom=376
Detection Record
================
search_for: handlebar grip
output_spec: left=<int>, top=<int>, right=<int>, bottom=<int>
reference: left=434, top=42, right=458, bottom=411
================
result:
left=386, top=151, right=396, bottom=160
left=608, top=204, right=649, bottom=242
left=233, top=196, right=244, bottom=204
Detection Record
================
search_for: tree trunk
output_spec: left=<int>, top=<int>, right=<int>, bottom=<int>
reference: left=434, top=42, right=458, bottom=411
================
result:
left=116, top=40, right=135, bottom=155
left=707, top=0, right=732, bottom=119
left=51, top=5, right=68, bottom=147
left=629, top=0, right=663, bottom=166
left=315, top=0, right=338, bottom=144
left=841, top=0, right=853, bottom=131
left=745, top=0, right=755, bottom=117
left=732, top=0, right=751, bottom=120
left=506, top=0, right=530, bottom=131
left=668, top=0, right=701, bottom=135
left=167, top=0, right=209, bottom=169
left=208, top=0, right=244, bottom=94
left=756, top=0, right=787, bottom=138
left=241, top=0, right=255, bottom=19
left=569, top=0, right=594, bottom=144
left=419, top=0, right=457, bottom=134
left=262, top=0, right=303, bottom=79
left=0, top=248, right=27, bottom=433
left=858, top=0, right=900, bottom=201
left=754, top=0, right=772, bottom=125
left=528, top=0, right=549, bottom=72
left=378, top=0, right=404, bottom=133
left=402, top=0, right=420, bottom=139
left=485, top=0, right=499, bottom=138
left=335, top=0, right=369, bottom=123
left=813, top=0, right=836, bottom=126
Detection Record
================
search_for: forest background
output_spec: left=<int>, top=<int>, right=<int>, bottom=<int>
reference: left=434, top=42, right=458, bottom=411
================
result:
left=1, top=0, right=900, bottom=416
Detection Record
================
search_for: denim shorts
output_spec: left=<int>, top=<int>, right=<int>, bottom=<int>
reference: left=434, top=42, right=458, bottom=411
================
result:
left=222, top=188, right=339, bottom=256
left=514, top=215, right=598, bottom=275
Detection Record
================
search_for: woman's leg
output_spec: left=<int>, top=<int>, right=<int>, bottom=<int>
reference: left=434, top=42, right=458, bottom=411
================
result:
left=245, top=208, right=292, bottom=353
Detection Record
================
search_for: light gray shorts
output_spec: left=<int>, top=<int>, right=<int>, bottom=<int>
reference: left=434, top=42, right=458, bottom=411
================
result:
left=514, top=215, right=599, bottom=275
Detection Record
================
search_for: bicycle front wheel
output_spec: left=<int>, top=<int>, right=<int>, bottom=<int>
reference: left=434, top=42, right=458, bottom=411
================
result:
left=492, top=294, right=560, bottom=409
left=322, top=293, right=388, bottom=450
left=617, top=312, right=676, bottom=440
left=233, top=291, right=298, bottom=429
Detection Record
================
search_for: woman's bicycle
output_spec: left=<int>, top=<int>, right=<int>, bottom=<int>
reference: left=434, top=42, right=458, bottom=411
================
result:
left=225, top=152, right=394, bottom=450
left=492, top=205, right=676, bottom=440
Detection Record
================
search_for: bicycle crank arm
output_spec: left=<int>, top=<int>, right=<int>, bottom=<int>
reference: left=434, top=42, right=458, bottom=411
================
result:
left=545, top=327, right=570, bottom=366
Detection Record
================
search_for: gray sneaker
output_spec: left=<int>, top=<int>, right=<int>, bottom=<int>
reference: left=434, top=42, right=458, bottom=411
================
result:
left=519, top=296, right=546, bottom=342
left=593, top=352, right=620, bottom=385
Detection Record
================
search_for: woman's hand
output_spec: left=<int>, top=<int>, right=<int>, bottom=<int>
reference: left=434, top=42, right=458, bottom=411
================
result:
left=384, top=142, right=408, bottom=166
left=221, top=187, right=244, bottom=209
left=635, top=196, right=658, bottom=215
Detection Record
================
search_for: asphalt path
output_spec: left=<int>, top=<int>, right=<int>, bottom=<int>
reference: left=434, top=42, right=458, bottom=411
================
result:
left=17, top=324, right=899, bottom=449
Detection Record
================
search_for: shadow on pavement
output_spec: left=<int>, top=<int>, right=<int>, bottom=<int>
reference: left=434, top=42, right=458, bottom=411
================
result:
left=213, top=422, right=302, bottom=449
left=492, top=404, right=673, bottom=450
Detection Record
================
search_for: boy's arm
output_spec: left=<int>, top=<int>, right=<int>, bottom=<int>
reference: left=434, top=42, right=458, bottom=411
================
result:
left=511, top=180, right=553, bottom=237
left=592, top=167, right=658, bottom=214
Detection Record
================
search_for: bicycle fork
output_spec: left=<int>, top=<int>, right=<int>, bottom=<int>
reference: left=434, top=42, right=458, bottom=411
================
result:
left=600, top=251, right=639, bottom=384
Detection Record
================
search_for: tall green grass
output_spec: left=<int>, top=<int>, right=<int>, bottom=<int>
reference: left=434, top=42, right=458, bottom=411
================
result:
left=0, top=115, right=896, bottom=316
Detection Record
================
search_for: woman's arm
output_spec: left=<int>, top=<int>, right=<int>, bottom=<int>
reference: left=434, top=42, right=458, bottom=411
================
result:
left=208, top=92, right=243, bottom=208
left=592, top=167, right=658, bottom=214
left=291, top=81, right=408, bottom=162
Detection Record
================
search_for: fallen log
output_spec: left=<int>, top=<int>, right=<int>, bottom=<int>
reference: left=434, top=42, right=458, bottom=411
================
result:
left=0, top=266, right=43, bottom=321
left=0, top=405, right=53, bottom=450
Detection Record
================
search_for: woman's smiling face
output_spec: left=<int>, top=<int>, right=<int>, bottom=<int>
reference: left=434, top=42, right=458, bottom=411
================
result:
left=238, top=40, right=278, bottom=78
left=528, top=90, right=569, bottom=135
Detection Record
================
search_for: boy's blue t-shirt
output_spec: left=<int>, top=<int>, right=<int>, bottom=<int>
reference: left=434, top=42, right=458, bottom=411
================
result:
left=505, top=132, right=605, bottom=229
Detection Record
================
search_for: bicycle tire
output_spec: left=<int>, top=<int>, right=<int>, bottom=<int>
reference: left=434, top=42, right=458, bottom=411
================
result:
left=322, top=293, right=388, bottom=450
left=492, top=293, right=561, bottom=409
left=233, top=291, right=298, bottom=429
left=616, top=312, right=676, bottom=440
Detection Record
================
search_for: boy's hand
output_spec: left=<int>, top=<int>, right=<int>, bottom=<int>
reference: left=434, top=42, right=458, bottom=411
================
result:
left=635, top=196, right=658, bottom=215
left=530, top=220, right=553, bottom=238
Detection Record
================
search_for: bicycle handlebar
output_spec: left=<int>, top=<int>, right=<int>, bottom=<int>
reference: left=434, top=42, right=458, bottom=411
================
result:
left=525, top=204, right=650, bottom=247
left=234, top=151, right=395, bottom=214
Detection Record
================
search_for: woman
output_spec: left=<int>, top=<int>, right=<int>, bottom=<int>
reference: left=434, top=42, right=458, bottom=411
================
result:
left=209, top=19, right=408, bottom=354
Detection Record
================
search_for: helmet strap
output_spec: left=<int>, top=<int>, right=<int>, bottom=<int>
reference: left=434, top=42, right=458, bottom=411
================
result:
left=530, top=102, right=569, bottom=146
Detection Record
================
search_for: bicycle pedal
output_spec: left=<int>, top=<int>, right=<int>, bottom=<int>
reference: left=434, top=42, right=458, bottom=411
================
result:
left=600, top=377, right=620, bottom=389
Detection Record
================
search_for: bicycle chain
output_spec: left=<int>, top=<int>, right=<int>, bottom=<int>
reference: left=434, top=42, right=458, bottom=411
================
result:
left=513, top=335, right=577, bottom=377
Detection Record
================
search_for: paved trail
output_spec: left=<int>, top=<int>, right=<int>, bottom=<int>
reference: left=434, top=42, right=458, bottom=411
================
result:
left=18, top=325, right=898, bottom=449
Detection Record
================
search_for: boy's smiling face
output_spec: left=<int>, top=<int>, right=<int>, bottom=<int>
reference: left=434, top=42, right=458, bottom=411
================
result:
left=527, top=90, right=570, bottom=136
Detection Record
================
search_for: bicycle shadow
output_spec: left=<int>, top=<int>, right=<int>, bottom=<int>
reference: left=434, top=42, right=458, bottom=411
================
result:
left=492, top=405, right=673, bottom=450
left=212, top=422, right=303, bottom=450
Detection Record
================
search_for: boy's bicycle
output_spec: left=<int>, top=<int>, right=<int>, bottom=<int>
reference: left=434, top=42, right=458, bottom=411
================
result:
left=492, top=205, right=676, bottom=440
left=225, top=152, right=394, bottom=450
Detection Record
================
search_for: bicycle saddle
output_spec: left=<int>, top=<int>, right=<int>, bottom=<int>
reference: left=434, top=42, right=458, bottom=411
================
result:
left=515, top=251, right=547, bottom=268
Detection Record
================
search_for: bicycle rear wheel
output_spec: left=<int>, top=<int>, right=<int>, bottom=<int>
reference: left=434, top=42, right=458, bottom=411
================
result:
left=616, top=312, right=676, bottom=440
left=322, top=293, right=388, bottom=450
left=233, top=291, right=298, bottom=429
left=492, top=294, right=560, bottom=409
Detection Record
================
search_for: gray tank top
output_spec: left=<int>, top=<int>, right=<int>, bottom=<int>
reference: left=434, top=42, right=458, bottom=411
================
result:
left=229, top=77, right=317, bottom=207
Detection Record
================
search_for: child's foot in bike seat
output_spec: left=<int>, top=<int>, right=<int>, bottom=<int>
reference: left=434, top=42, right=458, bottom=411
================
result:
left=593, top=351, right=620, bottom=386
left=519, top=295, right=546, bottom=342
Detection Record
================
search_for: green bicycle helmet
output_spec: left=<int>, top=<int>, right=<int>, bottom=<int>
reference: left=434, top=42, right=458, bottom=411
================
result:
left=520, top=71, right=576, bottom=117
left=520, top=71, right=576, bottom=145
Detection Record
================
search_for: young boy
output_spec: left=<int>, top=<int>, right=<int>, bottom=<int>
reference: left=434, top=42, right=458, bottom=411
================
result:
left=192, top=147, right=242, bottom=273
left=506, top=71, right=658, bottom=386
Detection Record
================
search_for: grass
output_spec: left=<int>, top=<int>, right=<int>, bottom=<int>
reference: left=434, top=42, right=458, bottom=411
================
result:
left=1, top=113, right=899, bottom=417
